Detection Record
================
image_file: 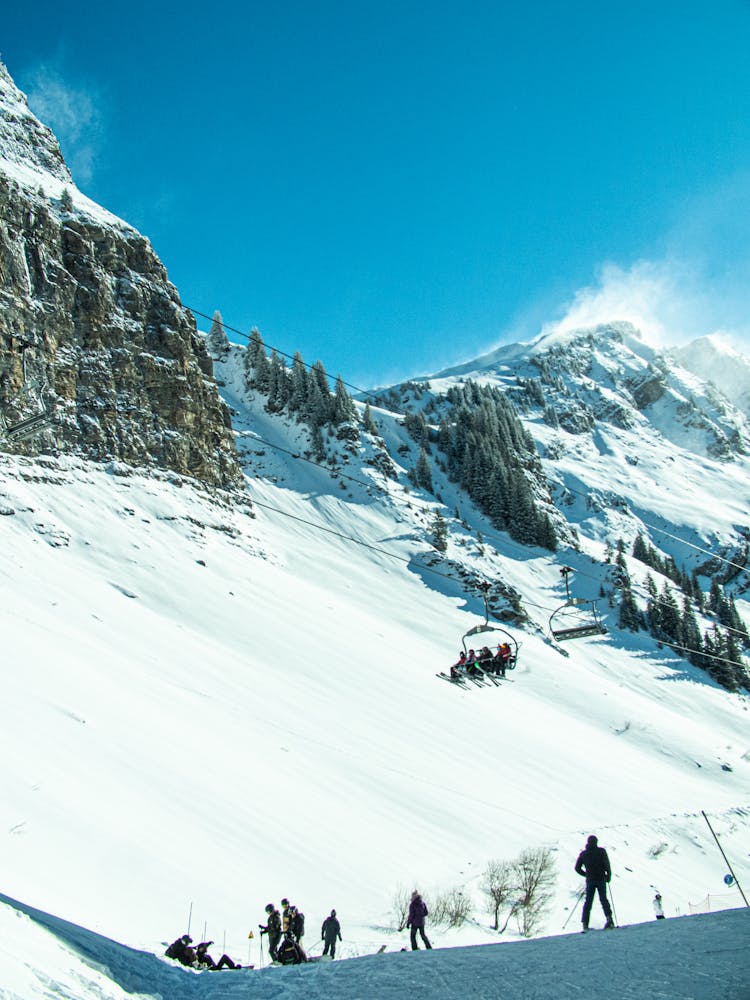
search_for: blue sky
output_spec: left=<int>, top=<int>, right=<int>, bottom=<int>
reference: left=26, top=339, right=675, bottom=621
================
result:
left=3, top=0, right=750, bottom=385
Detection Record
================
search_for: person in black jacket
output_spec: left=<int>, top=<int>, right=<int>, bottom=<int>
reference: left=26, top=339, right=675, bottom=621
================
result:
left=259, top=903, right=282, bottom=960
left=165, top=934, right=197, bottom=966
left=194, top=941, right=241, bottom=970
left=289, top=905, right=305, bottom=943
left=575, top=834, right=615, bottom=931
left=276, top=931, right=307, bottom=965
left=321, top=909, right=342, bottom=959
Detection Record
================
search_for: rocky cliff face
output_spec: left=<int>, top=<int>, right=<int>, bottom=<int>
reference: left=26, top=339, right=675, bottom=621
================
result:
left=0, top=61, right=242, bottom=488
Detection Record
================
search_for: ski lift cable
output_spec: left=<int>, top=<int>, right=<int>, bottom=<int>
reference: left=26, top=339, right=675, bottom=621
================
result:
left=196, top=303, right=749, bottom=581
left=240, top=420, right=750, bottom=648
left=248, top=493, right=748, bottom=675
left=237, top=426, right=570, bottom=570
left=241, top=430, right=717, bottom=640
left=190, top=306, right=748, bottom=652
left=556, top=479, right=749, bottom=576
left=186, top=305, right=382, bottom=404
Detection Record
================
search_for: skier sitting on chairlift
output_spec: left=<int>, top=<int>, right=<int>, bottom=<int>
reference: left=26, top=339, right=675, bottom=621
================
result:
left=493, top=643, right=512, bottom=676
left=477, top=646, right=493, bottom=672
left=465, top=649, right=480, bottom=675
left=450, top=651, right=467, bottom=679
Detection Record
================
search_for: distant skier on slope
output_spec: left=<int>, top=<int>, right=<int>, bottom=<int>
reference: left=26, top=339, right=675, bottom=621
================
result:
left=574, top=834, right=615, bottom=931
left=407, top=890, right=432, bottom=950
left=321, top=909, right=342, bottom=959
left=653, top=892, right=665, bottom=919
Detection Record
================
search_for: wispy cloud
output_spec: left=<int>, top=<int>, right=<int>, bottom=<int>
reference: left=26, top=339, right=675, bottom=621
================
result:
left=23, top=63, right=104, bottom=186
left=528, top=172, right=750, bottom=351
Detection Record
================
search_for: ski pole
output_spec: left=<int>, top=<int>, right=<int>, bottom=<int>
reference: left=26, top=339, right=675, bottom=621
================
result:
left=187, top=901, right=193, bottom=937
left=608, top=884, right=618, bottom=927
left=702, top=810, right=750, bottom=907
left=307, top=937, right=324, bottom=956
left=562, top=889, right=586, bottom=929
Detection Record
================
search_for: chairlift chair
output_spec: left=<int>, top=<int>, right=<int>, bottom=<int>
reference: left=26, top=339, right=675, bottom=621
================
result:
left=461, top=583, right=520, bottom=668
left=548, top=566, right=608, bottom=642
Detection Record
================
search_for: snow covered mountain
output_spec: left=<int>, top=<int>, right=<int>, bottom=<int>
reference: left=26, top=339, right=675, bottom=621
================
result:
left=1, top=58, right=749, bottom=1000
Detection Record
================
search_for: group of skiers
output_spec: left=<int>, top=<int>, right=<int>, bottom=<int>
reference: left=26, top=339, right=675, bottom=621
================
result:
left=451, top=642, right=513, bottom=680
left=167, top=898, right=342, bottom=971
left=166, top=835, right=669, bottom=973
left=257, top=898, right=342, bottom=965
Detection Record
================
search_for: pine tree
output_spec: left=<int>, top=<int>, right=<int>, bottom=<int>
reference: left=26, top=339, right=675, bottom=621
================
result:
left=680, top=595, right=703, bottom=660
left=307, top=361, right=332, bottom=426
left=414, top=448, right=433, bottom=492
left=289, top=351, right=308, bottom=414
left=658, top=582, right=681, bottom=643
left=206, top=309, right=229, bottom=359
left=244, top=327, right=270, bottom=391
left=362, top=402, right=378, bottom=434
left=618, top=584, right=641, bottom=631
left=333, top=374, right=356, bottom=424
left=430, top=509, right=448, bottom=552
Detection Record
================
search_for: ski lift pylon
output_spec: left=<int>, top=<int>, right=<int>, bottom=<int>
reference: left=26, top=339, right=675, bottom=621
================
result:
left=0, top=344, right=52, bottom=444
left=461, top=582, right=520, bottom=667
left=548, top=566, right=608, bottom=642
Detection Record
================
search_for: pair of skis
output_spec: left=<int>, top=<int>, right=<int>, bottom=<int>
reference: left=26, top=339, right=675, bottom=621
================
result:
left=436, top=665, right=504, bottom=688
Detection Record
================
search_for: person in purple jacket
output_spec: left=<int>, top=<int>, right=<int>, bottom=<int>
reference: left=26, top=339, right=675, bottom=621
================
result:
left=407, top=890, right=432, bottom=950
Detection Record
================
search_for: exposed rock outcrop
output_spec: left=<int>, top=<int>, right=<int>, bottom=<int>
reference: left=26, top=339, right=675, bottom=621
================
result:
left=0, top=60, right=242, bottom=488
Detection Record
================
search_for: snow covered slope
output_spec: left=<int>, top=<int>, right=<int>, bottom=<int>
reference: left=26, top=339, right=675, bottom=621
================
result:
left=1, top=890, right=748, bottom=1000
left=2, top=385, right=748, bottom=973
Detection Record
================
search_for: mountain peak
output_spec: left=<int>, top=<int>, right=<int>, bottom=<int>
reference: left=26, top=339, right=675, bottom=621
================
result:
left=0, top=59, right=72, bottom=187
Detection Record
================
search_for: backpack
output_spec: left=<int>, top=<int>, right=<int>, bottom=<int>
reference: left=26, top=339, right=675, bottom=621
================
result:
left=293, top=911, right=305, bottom=938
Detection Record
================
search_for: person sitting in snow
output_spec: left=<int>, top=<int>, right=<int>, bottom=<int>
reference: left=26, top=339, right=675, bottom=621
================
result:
left=276, top=930, right=308, bottom=964
left=165, top=934, right=197, bottom=966
left=194, top=940, right=241, bottom=970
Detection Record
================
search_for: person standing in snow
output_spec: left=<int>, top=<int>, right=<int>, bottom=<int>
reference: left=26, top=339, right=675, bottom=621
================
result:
left=407, top=890, right=432, bottom=950
left=653, top=892, right=665, bottom=919
left=289, top=904, right=305, bottom=943
left=321, top=909, right=342, bottom=958
left=574, top=834, right=615, bottom=931
left=259, top=903, right=282, bottom=960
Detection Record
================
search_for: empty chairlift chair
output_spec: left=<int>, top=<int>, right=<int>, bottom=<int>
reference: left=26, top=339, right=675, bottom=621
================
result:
left=548, top=566, right=608, bottom=642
